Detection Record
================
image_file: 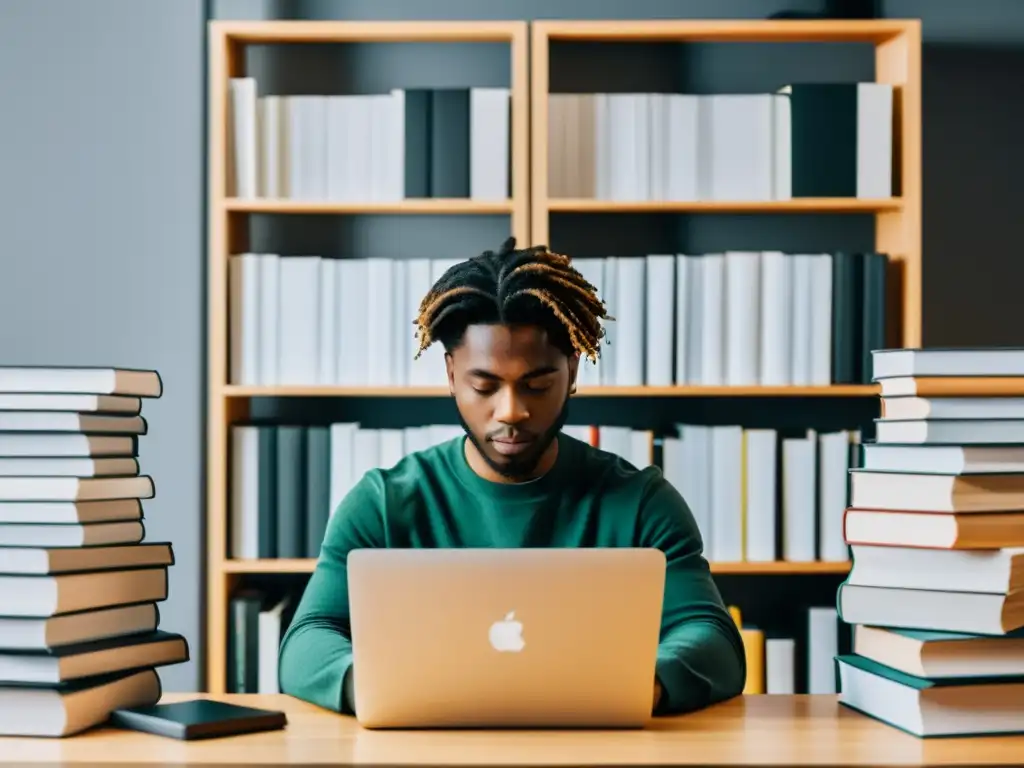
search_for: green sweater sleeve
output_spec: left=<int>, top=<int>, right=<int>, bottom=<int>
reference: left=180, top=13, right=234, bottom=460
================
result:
left=638, top=476, right=747, bottom=714
left=277, top=472, right=386, bottom=713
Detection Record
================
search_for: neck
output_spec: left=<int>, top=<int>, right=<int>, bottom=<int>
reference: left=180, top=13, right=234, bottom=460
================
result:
left=464, top=437, right=559, bottom=484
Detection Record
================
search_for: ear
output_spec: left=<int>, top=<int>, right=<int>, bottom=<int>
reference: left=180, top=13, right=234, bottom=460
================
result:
left=568, top=352, right=580, bottom=395
left=444, top=352, right=456, bottom=396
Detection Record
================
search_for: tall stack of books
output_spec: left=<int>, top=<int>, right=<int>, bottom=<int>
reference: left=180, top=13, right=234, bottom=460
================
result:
left=0, top=366, right=189, bottom=737
left=835, top=347, right=1024, bottom=738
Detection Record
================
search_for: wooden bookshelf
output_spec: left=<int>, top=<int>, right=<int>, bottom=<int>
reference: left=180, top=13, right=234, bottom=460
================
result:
left=530, top=17, right=922, bottom=349
left=206, top=19, right=529, bottom=695
left=206, top=17, right=921, bottom=696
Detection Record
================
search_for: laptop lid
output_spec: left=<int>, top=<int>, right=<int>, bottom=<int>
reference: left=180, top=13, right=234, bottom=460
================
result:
left=347, top=547, right=666, bottom=729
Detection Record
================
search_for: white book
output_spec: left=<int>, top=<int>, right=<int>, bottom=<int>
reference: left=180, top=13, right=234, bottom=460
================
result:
left=673, top=255, right=691, bottom=385
left=614, top=258, right=645, bottom=386
left=607, top=95, right=638, bottom=201
left=324, top=96, right=351, bottom=201
left=470, top=87, right=511, bottom=201
left=857, top=83, right=893, bottom=198
left=771, top=93, right=792, bottom=200
left=378, top=429, right=404, bottom=469
left=593, top=94, right=610, bottom=199
left=353, top=428, right=381, bottom=479
left=782, top=431, right=817, bottom=562
left=257, top=596, right=289, bottom=693
left=347, top=96, right=373, bottom=201
left=387, top=89, right=406, bottom=201
left=303, top=96, right=327, bottom=200
left=257, top=254, right=280, bottom=386
left=757, top=251, right=791, bottom=385
left=818, top=431, right=851, bottom=562
left=257, top=95, right=282, bottom=197
left=318, top=258, right=338, bottom=385
left=228, top=254, right=261, bottom=385
left=809, top=254, right=833, bottom=385
left=724, top=251, right=761, bottom=386
left=678, top=424, right=712, bottom=550
left=705, top=94, right=773, bottom=201
left=698, top=254, right=725, bottom=385
left=366, top=258, right=395, bottom=386
left=644, top=255, right=675, bottom=386
left=368, top=95, right=394, bottom=202
left=807, top=607, right=838, bottom=694
left=328, top=422, right=357, bottom=514
left=277, top=256, right=320, bottom=385
left=632, top=94, right=651, bottom=200
left=228, top=78, right=257, bottom=198
left=336, top=259, right=368, bottom=386
left=710, top=425, right=743, bottom=562
left=666, top=95, right=699, bottom=201
left=766, top=638, right=795, bottom=694
left=684, top=257, right=704, bottom=384
left=789, top=254, right=813, bottom=385
left=283, top=97, right=305, bottom=199
left=744, top=428, right=777, bottom=562
left=230, top=426, right=259, bottom=559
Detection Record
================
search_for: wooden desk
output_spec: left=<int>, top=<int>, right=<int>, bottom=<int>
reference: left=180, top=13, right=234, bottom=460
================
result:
left=0, top=693, right=1021, bottom=765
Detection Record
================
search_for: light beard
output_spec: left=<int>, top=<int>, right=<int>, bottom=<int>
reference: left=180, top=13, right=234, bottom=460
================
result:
left=459, top=393, right=571, bottom=481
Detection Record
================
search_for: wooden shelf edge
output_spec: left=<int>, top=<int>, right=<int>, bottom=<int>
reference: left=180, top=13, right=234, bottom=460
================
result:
left=221, top=198, right=514, bottom=215
left=218, top=384, right=878, bottom=398
left=211, top=19, right=527, bottom=43
left=532, top=18, right=917, bottom=43
left=219, top=559, right=850, bottom=575
left=547, top=198, right=903, bottom=214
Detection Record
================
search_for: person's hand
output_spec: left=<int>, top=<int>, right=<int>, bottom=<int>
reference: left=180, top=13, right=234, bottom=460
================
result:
left=652, top=679, right=662, bottom=711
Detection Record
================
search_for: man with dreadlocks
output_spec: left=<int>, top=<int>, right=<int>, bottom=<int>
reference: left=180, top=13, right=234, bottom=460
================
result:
left=279, top=237, right=745, bottom=718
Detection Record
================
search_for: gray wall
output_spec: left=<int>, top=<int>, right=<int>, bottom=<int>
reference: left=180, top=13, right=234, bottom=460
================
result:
left=0, top=0, right=205, bottom=692
left=2, top=0, right=1022, bottom=694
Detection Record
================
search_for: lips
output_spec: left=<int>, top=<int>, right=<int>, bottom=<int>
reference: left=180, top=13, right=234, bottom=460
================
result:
left=491, top=437, right=534, bottom=456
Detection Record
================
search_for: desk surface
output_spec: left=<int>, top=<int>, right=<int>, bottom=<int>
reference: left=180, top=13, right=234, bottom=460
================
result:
left=1, top=693, right=1021, bottom=765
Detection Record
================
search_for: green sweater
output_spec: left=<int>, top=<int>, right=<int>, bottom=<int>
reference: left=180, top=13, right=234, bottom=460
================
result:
left=278, top=433, right=746, bottom=715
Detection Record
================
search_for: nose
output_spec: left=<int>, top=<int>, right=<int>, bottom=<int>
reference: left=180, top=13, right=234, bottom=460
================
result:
left=494, top=385, right=529, bottom=425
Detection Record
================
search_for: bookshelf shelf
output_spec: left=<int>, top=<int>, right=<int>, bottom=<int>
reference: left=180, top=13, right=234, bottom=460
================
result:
left=223, top=198, right=515, bottom=215
left=220, top=384, right=879, bottom=398
left=547, top=198, right=904, bottom=214
left=221, top=558, right=851, bottom=576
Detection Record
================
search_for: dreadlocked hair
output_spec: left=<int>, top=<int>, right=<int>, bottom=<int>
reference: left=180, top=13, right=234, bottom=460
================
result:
left=413, top=237, right=612, bottom=364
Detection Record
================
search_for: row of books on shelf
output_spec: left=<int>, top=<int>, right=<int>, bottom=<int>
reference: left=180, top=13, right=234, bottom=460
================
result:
left=229, top=421, right=861, bottom=564
left=834, top=347, right=1024, bottom=738
left=549, top=84, right=893, bottom=202
left=228, top=249, right=886, bottom=389
left=229, top=79, right=510, bottom=201
left=0, top=366, right=191, bottom=738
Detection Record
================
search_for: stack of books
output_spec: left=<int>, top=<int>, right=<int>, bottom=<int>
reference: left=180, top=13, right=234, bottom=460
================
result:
left=835, top=347, right=1024, bottom=737
left=0, top=366, right=189, bottom=737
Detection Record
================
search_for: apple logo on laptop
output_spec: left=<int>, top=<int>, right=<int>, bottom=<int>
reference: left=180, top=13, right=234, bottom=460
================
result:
left=488, top=611, right=525, bottom=652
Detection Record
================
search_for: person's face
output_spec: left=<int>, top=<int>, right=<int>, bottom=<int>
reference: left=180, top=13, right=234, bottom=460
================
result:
left=446, top=323, right=579, bottom=482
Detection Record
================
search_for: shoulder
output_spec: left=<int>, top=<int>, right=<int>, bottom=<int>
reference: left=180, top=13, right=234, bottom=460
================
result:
left=568, top=433, right=665, bottom=500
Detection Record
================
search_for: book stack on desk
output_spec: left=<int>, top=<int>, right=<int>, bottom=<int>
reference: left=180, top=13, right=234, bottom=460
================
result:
left=0, top=366, right=190, bottom=737
left=834, top=347, right=1024, bottom=738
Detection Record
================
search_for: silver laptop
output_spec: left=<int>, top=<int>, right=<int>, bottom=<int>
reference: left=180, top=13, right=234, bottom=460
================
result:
left=347, top=547, right=665, bottom=729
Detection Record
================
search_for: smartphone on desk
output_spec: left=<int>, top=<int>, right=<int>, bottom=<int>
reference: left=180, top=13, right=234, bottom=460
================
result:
left=110, top=698, right=287, bottom=740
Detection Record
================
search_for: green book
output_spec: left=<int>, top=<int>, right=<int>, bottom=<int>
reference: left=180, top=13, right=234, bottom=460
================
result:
left=836, top=653, right=1024, bottom=738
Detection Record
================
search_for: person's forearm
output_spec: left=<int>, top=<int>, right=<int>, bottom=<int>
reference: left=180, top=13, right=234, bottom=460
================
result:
left=654, top=619, right=746, bottom=714
left=278, top=615, right=355, bottom=713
